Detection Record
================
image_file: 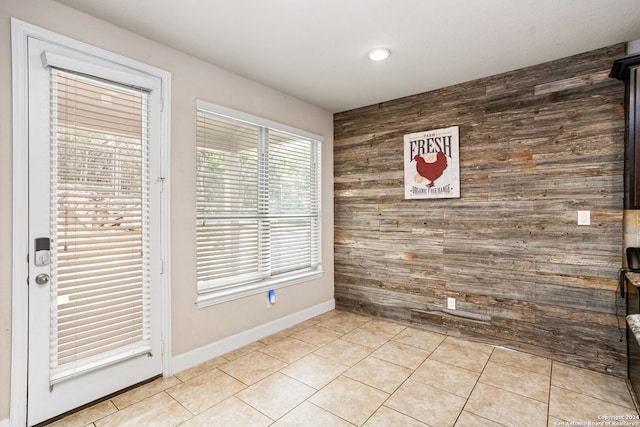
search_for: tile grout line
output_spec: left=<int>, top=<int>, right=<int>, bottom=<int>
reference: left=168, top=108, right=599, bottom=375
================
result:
left=229, top=317, right=367, bottom=425
left=360, top=330, right=447, bottom=426
left=346, top=321, right=416, bottom=425
left=292, top=318, right=408, bottom=425
left=478, top=358, right=552, bottom=406
left=49, top=309, right=637, bottom=426
left=547, top=360, right=555, bottom=425
left=164, top=390, right=197, bottom=426
left=453, top=346, right=498, bottom=427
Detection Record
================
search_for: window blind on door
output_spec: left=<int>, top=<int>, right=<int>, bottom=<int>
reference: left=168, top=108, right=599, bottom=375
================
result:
left=195, top=104, right=322, bottom=303
left=49, top=69, right=152, bottom=383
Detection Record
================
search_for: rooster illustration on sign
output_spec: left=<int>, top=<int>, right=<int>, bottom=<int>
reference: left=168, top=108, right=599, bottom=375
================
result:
left=413, top=151, right=448, bottom=188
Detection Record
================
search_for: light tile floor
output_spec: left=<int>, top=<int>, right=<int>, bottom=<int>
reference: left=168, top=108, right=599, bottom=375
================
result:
left=47, top=310, right=639, bottom=427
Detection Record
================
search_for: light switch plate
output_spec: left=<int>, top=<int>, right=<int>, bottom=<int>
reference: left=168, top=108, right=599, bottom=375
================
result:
left=578, top=210, right=590, bottom=225
left=447, top=297, right=456, bottom=310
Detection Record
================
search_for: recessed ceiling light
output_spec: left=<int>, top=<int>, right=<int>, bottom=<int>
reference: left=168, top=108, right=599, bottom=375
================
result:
left=368, top=48, right=391, bottom=61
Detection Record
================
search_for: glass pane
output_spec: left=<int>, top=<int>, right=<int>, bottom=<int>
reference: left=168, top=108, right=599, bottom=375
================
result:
left=196, top=219, right=261, bottom=284
left=51, top=70, right=150, bottom=377
left=268, top=130, right=316, bottom=215
left=196, top=112, right=259, bottom=215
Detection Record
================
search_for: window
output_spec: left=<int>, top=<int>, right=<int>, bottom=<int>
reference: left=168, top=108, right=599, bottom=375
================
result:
left=51, top=69, right=153, bottom=382
left=195, top=100, right=322, bottom=306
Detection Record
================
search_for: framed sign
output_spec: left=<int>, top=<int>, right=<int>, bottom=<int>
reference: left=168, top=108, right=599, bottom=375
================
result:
left=404, top=126, right=460, bottom=199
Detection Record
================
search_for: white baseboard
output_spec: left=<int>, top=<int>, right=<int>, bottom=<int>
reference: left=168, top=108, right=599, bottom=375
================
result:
left=0, top=417, right=10, bottom=427
left=170, top=299, right=335, bottom=375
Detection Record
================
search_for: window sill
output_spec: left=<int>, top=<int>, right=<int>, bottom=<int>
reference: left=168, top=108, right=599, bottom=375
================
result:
left=195, top=269, right=324, bottom=308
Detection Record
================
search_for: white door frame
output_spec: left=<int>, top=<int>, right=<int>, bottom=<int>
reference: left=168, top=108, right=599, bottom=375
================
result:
left=10, top=18, right=172, bottom=426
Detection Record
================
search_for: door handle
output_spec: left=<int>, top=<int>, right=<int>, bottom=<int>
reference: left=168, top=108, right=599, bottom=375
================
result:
left=35, top=273, right=50, bottom=285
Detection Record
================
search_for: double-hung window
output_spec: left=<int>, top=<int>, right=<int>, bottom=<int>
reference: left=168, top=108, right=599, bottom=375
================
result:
left=195, top=100, right=323, bottom=306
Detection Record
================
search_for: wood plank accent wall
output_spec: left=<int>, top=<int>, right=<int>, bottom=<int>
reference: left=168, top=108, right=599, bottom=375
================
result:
left=334, top=44, right=628, bottom=375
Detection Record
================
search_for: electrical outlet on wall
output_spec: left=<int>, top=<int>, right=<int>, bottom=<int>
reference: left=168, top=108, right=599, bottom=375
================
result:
left=447, top=297, right=456, bottom=310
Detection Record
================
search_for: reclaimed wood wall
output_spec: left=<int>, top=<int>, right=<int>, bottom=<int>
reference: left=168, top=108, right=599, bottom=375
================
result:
left=334, top=44, right=628, bottom=375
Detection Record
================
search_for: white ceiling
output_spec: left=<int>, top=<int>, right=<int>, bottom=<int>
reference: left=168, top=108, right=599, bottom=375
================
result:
left=56, top=0, right=640, bottom=113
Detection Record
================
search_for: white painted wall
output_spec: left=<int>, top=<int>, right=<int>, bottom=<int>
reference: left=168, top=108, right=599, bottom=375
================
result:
left=0, top=0, right=334, bottom=422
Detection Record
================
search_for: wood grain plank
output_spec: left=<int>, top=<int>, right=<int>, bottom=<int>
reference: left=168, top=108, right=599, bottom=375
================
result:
left=334, top=44, right=628, bottom=375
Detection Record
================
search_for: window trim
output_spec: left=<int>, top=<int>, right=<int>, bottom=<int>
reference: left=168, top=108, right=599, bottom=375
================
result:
left=196, top=269, right=324, bottom=308
left=196, top=99, right=324, bottom=143
left=194, top=99, right=323, bottom=308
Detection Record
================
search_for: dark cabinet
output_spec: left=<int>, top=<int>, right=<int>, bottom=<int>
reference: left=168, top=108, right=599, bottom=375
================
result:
left=611, top=55, right=640, bottom=209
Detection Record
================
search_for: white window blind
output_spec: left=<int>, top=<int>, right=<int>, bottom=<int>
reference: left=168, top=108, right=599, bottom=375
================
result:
left=50, top=69, right=152, bottom=383
left=196, top=102, right=322, bottom=305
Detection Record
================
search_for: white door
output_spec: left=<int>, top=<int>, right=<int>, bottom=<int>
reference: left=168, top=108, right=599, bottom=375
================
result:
left=27, top=37, right=164, bottom=425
